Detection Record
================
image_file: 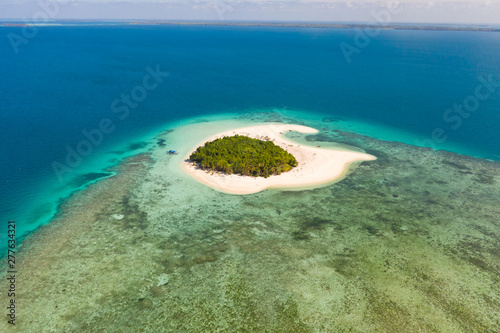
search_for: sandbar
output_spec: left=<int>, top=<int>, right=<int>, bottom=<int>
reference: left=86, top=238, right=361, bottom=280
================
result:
left=182, top=124, right=376, bottom=194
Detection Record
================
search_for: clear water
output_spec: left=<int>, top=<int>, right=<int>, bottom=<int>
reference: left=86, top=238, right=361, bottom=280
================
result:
left=1, top=24, right=500, bottom=247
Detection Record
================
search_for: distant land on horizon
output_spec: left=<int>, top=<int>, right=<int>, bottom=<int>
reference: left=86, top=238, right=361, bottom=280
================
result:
left=1, top=20, right=500, bottom=32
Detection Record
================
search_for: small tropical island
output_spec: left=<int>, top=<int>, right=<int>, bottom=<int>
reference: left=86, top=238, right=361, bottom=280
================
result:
left=181, top=123, right=377, bottom=195
left=189, top=135, right=298, bottom=178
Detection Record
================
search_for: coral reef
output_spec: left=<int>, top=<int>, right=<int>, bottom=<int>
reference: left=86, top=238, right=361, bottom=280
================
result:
left=1, top=113, right=498, bottom=332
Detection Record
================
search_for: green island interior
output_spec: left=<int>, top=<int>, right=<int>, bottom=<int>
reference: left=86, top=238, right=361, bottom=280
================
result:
left=189, top=135, right=298, bottom=177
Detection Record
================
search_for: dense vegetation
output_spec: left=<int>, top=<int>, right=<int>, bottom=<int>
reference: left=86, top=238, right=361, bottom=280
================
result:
left=189, top=135, right=298, bottom=177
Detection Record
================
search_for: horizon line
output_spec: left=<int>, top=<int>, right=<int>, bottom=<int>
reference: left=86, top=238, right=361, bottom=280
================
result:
left=1, top=18, right=499, bottom=26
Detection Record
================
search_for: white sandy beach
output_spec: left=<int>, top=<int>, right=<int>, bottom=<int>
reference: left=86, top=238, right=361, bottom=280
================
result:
left=182, top=124, right=376, bottom=194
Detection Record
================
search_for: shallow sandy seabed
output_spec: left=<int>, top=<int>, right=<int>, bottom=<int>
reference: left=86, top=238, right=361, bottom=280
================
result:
left=1, top=113, right=499, bottom=333
left=183, top=123, right=376, bottom=194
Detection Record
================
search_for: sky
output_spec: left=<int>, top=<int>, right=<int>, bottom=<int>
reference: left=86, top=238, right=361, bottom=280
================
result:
left=1, top=0, right=500, bottom=25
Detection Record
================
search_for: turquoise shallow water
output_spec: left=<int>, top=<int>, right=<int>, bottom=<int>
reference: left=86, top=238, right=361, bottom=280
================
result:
left=1, top=110, right=498, bottom=332
left=1, top=25, right=500, bottom=249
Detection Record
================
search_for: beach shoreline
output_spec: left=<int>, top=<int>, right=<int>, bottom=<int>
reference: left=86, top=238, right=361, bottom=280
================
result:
left=182, top=123, right=376, bottom=194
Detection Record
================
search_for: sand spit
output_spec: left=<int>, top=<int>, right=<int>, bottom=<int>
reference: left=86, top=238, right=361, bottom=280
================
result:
left=182, top=124, right=376, bottom=194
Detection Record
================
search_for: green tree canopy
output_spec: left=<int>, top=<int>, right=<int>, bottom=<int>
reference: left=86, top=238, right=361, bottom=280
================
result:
left=189, top=135, right=298, bottom=178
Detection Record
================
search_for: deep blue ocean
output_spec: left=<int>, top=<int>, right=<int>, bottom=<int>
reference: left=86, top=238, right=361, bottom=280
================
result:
left=1, top=25, right=500, bottom=246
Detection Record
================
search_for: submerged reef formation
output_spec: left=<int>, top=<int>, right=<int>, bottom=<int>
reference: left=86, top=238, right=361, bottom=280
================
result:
left=1, top=113, right=499, bottom=332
